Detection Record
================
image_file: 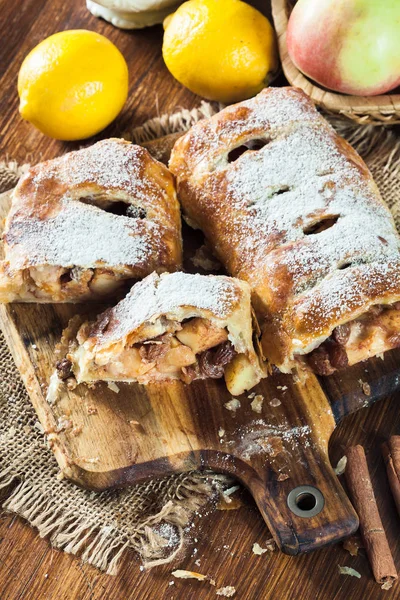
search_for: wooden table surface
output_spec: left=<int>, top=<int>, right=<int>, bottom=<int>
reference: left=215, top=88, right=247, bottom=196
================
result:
left=1, top=1, right=400, bottom=599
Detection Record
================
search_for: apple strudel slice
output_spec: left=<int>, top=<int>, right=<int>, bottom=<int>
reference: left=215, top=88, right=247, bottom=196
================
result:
left=54, top=272, right=265, bottom=395
left=169, top=87, right=400, bottom=375
left=0, top=139, right=182, bottom=303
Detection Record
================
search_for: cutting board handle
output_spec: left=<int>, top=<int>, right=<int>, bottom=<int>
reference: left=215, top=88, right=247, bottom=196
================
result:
left=204, top=447, right=358, bottom=555
left=201, top=373, right=359, bottom=554
left=247, top=454, right=358, bottom=554
left=249, top=374, right=359, bottom=553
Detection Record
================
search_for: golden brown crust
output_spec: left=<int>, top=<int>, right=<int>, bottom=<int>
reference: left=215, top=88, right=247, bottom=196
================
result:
left=170, top=87, right=400, bottom=370
left=1, top=139, right=182, bottom=302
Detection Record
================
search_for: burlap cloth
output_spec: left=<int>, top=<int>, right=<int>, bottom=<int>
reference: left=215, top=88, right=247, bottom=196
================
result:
left=0, top=102, right=399, bottom=575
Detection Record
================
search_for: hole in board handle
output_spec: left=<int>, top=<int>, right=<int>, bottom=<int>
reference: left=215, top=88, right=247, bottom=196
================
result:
left=287, top=485, right=325, bottom=518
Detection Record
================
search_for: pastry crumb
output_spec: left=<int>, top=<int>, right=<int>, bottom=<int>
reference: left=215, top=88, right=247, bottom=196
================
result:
left=71, top=425, right=83, bottom=437
left=253, top=540, right=275, bottom=554
left=334, top=456, right=347, bottom=475
left=66, top=377, right=77, bottom=390
left=269, top=398, right=281, bottom=407
left=79, top=456, right=100, bottom=464
left=218, top=428, right=225, bottom=438
left=87, top=406, right=98, bottom=415
left=277, top=472, right=289, bottom=481
left=338, top=565, right=361, bottom=579
left=216, top=586, right=236, bottom=597
left=343, top=536, right=363, bottom=557
left=225, top=398, right=241, bottom=412
left=34, top=421, right=45, bottom=434
left=358, top=379, right=371, bottom=396
left=107, top=382, right=120, bottom=393
left=252, top=542, right=267, bottom=555
left=251, top=394, right=264, bottom=414
left=172, top=570, right=207, bottom=581
left=56, top=415, right=72, bottom=432
left=382, top=580, right=394, bottom=590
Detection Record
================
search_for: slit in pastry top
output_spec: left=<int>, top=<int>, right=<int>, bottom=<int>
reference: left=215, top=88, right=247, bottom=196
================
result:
left=0, top=139, right=182, bottom=303
left=53, top=272, right=266, bottom=396
left=169, top=87, right=400, bottom=373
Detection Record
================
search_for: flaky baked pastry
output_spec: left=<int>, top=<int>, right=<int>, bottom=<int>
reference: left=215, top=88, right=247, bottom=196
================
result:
left=53, top=272, right=265, bottom=395
left=169, top=87, right=400, bottom=375
left=0, top=139, right=182, bottom=303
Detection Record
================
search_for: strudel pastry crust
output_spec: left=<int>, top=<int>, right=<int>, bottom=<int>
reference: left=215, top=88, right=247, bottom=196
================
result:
left=54, top=272, right=265, bottom=395
left=0, top=139, right=182, bottom=303
left=169, top=87, right=400, bottom=374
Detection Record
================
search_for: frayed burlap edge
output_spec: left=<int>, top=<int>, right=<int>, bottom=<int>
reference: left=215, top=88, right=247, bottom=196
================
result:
left=0, top=466, right=230, bottom=574
left=0, top=101, right=399, bottom=576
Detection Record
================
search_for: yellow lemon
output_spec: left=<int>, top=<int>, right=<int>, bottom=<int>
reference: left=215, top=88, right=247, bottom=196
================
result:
left=18, top=30, right=129, bottom=141
left=162, top=0, right=278, bottom=103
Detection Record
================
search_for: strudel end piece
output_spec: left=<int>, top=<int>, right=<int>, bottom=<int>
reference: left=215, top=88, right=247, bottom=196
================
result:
left=55, top=272, right=265, bottom=395
left=169, top=87, right=400, bottom=375
left=0, top=139, right=182, bottom=303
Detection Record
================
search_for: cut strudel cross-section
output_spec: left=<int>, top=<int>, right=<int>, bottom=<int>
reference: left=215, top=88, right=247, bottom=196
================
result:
left=169, top=87, right=400, bottom=375
left=0, top=139, right=182, bottom=303
left=53, top=272, right=266, bottom=396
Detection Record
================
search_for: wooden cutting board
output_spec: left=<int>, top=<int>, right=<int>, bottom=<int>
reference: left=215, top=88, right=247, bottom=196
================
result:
left=2, top=182, right=400, bottom=558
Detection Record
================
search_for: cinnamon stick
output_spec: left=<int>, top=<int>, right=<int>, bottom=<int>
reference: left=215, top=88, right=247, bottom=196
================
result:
left=382, top=436, right=400, bottom=517
left=345, top=445, right=397, bottom=586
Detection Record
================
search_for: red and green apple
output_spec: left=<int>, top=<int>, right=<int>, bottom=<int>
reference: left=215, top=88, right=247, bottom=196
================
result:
left=287, top=0, right=400, bottom=96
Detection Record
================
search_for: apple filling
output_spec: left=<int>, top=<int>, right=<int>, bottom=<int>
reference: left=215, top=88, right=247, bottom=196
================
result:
left=306, top=302, right=400, bottom=375
left=59, top=317, right=260, bottom=391
left=26, top=265, right=122, bottom=300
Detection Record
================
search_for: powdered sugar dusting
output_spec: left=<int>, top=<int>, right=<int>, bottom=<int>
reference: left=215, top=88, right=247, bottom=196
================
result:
left=92, top=272, right=243, bottom=345
left=7, top=139, right=178, bottom=270
left=172, top=88, right=400, bottom=352
left=32, top=139, right=160, bottom=201
left=225, top=418, right=312, bottom=462
left=224, top=124, right=399, bottom=283
left=181, top=88, right=321, bottom=173
left=297, top=262, right=400, bottom=329
left=8, top=200, right=157, bottom=269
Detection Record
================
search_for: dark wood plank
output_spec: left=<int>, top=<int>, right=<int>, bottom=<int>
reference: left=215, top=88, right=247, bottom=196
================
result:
left=1, top=0, right=400, bottom=598
left=3, top=390, right=400, bottom=600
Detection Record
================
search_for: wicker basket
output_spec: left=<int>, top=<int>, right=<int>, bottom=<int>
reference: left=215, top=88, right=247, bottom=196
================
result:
left=271, top=0, right=400, bottom=125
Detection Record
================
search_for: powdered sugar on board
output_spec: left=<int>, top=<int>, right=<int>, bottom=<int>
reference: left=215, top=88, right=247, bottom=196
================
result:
left=219, top=417, right=312, bottom=463
left=91, top=272, right=243, bottom=344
